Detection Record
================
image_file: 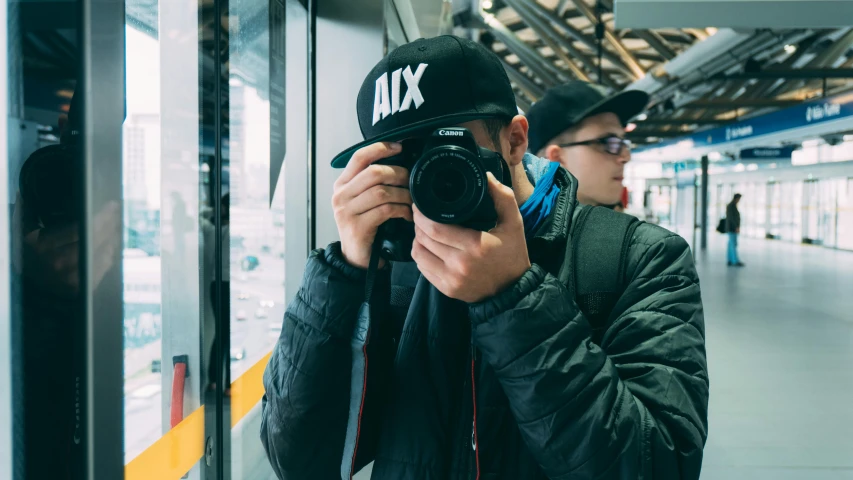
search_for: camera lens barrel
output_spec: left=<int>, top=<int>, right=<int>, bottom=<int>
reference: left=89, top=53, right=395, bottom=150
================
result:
left=410, top=144, right=487, bottom=225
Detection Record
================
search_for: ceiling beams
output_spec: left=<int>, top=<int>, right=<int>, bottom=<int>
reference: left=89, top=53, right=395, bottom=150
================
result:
left=474, top=1, right=853, bottom=146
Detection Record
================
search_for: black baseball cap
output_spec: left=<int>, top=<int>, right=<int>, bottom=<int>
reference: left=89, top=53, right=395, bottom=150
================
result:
left=526, top=81, right=649, bottom=154
left=330, top=35, right=518, bottom=168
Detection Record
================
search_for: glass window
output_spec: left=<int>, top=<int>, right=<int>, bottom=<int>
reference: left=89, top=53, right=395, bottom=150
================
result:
left=5, top=0, right=90, bottom=476
left=227, top=0, right=307, bottom=478
left=122, top=0, right=207, bottom=477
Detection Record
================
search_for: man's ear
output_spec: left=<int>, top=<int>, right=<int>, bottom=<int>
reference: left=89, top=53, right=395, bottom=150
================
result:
left=505, top=115, right=529, bottom=167
left=544, top=144, right=562, bottom=163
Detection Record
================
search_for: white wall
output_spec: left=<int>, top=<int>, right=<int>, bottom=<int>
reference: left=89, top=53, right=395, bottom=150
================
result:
left=314, top=0, right=386, bottom=249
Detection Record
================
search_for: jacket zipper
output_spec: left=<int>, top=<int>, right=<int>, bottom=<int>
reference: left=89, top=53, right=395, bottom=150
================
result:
left=348, top=325, right=371, bottom=480
left=459, top=350, right=472, bottom=479
left=470, top=330, right=481, bottom=480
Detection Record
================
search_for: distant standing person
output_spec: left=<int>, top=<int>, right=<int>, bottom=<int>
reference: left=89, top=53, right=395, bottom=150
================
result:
left=726, top=193, right=744, bottom=267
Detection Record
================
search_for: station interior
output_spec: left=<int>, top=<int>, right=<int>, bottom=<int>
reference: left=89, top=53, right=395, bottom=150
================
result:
left=2, top=0, right=853, bottom=479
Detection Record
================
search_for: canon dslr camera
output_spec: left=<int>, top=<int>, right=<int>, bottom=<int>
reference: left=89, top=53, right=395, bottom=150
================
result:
left=376, top=126, right=512, bottom=262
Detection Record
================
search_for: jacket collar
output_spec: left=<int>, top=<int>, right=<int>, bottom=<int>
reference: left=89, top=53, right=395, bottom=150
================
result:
left=526, top=166, right=579, bottom=270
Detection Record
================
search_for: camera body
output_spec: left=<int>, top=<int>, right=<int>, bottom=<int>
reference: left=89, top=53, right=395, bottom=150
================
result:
left=376, top=127, right=512, bottom=262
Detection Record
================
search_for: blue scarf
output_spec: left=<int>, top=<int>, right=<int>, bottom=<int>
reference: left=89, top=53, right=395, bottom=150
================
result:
left=519, top=159, right=561, bottom=237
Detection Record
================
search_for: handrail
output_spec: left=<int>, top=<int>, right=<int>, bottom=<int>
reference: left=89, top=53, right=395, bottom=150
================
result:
left=125, top=350, right=273, bottom=480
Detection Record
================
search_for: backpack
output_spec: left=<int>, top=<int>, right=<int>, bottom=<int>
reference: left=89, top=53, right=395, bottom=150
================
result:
left=559, top=206, right=640, bottom=344
left=716, top=218, right=726, bottom=234
left=389, top=205, right=640, bottom=345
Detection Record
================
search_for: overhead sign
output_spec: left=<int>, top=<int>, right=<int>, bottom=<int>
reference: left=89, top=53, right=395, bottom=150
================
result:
left=635, top=91, right=853, bottom=155
left=614, top=0, right=853, bottom=29
left=740, top=146, right=795, bottom=160
left=725, top=125, right=753, bottom=142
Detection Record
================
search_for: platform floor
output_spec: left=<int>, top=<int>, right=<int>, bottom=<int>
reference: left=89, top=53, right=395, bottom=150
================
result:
left=698, top=234, right=853, bottom=480
left=354, top=235, right=853, bottom=480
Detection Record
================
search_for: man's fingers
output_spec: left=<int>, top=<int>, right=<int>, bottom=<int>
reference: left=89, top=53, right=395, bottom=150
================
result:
left=414, top=225, right=460, bottom=258
left=349, top=185, right=413, bottom=216
left=337, top=142, right=402, bottom=186
left=335, top=164, right=410, bottom=209
left=411, top=238, right=447, bottom=283
left=486, top=172, right=522, bottom=231
left=412, top=205, right=477, bottom=250
left=359, top=202, right=413, bottom=230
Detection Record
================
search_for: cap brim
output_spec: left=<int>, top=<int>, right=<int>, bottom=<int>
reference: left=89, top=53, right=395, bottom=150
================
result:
left=578, top=90, right=649, bottom=127
left=330, top=112, right=513, bottom=168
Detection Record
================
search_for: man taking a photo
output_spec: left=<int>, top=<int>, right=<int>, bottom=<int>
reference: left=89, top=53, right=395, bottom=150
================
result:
left=261, top=35, right=709, bottom=480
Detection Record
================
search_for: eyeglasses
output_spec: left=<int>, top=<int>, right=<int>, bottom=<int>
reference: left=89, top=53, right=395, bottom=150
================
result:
left=557, top=135, right=632, bottom=156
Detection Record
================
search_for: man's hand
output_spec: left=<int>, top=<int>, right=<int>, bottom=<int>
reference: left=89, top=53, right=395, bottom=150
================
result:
left=332, top=142, right=413, bottom=270
left=412, top=172, right=531, bottom=303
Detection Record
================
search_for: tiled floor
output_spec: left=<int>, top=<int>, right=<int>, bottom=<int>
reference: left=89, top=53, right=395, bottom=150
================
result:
left=356, top=235, right=853, bottom=480
left=697, top=235, right=853, bottom=480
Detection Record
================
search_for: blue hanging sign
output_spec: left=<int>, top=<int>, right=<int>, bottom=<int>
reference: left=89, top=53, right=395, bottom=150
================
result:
left=739, top=146, right=796, bottom=160
left=635, top=91, right=853, bottom=154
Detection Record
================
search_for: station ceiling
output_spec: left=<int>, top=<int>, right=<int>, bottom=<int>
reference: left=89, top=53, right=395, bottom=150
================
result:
left=462, top=0, right=853, bottom=148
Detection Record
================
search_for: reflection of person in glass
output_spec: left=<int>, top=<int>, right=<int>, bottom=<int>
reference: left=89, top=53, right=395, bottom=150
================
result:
left=10, top=89, right=117, bottom=479
left=201, top=193, right=231, bottom=392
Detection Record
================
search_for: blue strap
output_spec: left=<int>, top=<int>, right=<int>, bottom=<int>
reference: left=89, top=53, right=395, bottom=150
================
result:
left=519, top=160, right=561, bottom=237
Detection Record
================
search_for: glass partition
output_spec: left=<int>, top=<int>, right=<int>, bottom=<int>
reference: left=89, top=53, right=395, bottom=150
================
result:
left=120, top=0, right=311, bottom=477
left=5, top=0, right=312, bottom=475
left=227, top=0, right=308, bottom=478
left=5, top=0, right=89, bottom=476
left=122, top=0, right=207, bottom=478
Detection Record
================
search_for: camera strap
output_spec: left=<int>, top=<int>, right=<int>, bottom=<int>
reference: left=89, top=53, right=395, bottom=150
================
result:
left=341, top=238, right=383, bottom=479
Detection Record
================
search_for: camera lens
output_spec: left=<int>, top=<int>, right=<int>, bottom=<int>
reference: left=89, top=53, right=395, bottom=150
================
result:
left=430, top=167, right=468, bottom=204
left=410, top=145, right=486, bottom=225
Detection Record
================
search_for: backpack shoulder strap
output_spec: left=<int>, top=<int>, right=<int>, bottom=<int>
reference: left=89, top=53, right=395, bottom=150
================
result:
left=568, top=206, right=641, bottom=343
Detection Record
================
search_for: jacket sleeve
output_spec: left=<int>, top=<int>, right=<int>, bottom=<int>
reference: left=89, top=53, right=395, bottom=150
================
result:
left=260, top=242, right=390, bottom=479
left=469, top=230, right=709, bottom=480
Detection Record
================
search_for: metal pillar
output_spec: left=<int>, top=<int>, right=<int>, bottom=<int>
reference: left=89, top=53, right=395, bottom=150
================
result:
left=701, top=155, right=709, bottom=251
left=83, top=0, right=126, bottom=477
left=0, top=0, right=10, bottom=476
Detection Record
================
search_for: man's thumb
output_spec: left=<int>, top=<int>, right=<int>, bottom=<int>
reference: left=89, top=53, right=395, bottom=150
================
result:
left=487, top=172, right=520, bottom=227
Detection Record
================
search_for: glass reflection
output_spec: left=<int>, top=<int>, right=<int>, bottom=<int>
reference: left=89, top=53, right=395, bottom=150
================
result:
left=122, top=24, right=164, bottom=463
left=6, top=1, right=90, bottom=476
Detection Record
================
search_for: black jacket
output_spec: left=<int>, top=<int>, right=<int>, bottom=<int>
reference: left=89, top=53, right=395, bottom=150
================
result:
left=261, top=168, right=709, bottom=479
left=726, top=202, right=741, bottom=233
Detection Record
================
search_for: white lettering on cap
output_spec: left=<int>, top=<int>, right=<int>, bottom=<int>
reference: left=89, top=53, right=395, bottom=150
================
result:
left=373, top=72, right=391, bottom=125
left=372, top=63, right=429, bottom=126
